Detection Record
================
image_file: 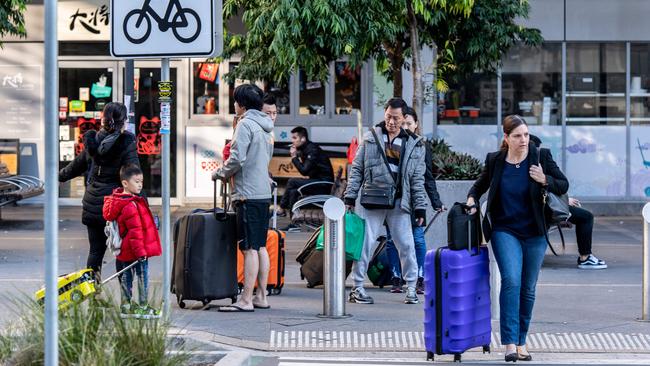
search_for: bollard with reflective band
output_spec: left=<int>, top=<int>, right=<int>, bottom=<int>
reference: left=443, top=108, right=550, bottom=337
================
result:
left=641, top=203, right=650, bottom=321
left=320, top=198, right=350, bottom=318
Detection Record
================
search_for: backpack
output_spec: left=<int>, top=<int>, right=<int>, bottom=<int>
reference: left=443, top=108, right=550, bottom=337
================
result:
left=104, top=220, right=122, bottom=256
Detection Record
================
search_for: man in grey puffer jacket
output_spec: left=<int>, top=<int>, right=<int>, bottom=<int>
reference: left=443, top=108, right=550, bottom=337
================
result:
left=344, top=98, right=428, bottom=305
left=213, top=84, right=274, bottom=312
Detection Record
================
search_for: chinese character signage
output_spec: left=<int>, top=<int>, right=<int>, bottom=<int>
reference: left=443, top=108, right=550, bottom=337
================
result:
left=59, top=0, right=111, bottom=41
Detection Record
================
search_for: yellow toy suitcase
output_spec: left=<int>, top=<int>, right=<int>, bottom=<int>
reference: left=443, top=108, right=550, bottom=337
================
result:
left=35, top=261, right=138, bottom=309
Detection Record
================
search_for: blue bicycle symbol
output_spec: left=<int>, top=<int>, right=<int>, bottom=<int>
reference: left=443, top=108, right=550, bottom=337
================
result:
left=123, top=0, right=201, bottom=44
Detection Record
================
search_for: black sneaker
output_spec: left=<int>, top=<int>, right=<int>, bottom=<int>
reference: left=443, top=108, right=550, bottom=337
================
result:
left=349, top=287, right=374, bottom=304
left=416, top=277, right=425, bottom=295
left=280, top=223, right=301, bottom=233
left=577, top=254, right=607, bottom=269
left=389, top=277, right=403, bottom=293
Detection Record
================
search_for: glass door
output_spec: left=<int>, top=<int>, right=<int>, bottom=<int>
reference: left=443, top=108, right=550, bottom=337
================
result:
left=58, top=61, right=119, bottom=200
left=121, top=60, right=186, bottom=201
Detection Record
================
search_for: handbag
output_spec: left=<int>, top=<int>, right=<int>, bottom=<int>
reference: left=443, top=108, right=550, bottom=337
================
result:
left=537, top=147, right=571, bottom=223
left=360, top=128, right=397, bottom=209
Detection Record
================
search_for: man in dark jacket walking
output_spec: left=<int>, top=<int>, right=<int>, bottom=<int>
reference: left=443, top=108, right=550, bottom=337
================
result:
left=278, top=126, right=334, bottom=232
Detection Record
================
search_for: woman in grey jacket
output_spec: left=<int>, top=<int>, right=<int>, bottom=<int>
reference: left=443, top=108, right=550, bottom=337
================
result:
left=344, top=98, right=428, bottom=305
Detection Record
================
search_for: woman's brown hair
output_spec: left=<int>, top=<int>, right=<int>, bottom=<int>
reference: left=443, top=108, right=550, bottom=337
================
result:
left=500, top=114, right=528, bottom=151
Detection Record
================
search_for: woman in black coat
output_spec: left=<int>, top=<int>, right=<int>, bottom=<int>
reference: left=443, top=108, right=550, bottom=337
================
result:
left=59, top=102, right=140, bottom=274
left=466, top=115, right=568, bottom=362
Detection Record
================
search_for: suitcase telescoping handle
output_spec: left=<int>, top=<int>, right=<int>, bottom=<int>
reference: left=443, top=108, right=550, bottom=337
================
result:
left=272, top=180, right=278, bottom=230
left=461, top=202, right=481, bottom=256
left=213, top=180, right=230, bottom=221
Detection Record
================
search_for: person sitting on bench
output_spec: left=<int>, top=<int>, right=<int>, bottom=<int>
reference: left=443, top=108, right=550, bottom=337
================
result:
left=278, top=127, right=334, bottom=232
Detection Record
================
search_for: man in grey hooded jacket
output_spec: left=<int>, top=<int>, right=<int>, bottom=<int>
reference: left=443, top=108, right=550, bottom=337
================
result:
left=344, top=98, right=428, bottom=305
left=212, top=84, right=274, bottom=312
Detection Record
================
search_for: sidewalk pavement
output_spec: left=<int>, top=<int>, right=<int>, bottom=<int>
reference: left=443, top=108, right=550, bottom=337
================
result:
left=0, top=206, right=649, bottom=363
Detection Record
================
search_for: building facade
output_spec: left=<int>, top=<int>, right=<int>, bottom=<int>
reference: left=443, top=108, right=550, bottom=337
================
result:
left=1, top=0, right=649, bottom=205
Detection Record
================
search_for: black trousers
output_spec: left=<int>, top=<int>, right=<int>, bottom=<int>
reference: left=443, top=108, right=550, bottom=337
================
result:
left=279, top=178, right=332, bottom=211
left=567, top=206, right=593, bottom=256
left=86, top=223, right=108, bottom=273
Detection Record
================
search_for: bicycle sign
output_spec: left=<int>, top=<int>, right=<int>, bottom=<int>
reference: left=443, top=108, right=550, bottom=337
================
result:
left=111, top=0, right=222, bottom=58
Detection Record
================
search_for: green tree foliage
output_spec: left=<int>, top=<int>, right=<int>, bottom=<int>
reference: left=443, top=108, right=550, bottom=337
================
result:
left=221, top=0, right=540, bottom=117
left=431, top=0, right=543, bottom=92
left=0, top=0, right=28, bottom=48
left=222, top=0, right=403, bottom=85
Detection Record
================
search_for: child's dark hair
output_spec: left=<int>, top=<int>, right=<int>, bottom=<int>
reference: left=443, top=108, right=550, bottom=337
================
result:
left=120, top=164, right=143, bottom=181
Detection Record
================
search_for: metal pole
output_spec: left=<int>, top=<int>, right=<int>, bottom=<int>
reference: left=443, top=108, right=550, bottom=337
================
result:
left=641, top=203, right=650, bottom=321
left=44, top=0, right=59, bottom=364
left=124, top=60, right=135, bottom=134
left=320, top=198, right=349, bottom=318
left=161, top=58, right=172, bottom=319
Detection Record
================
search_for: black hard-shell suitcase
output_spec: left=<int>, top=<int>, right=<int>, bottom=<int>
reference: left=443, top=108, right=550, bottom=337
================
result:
left=172, top=181, right=238, bottom=308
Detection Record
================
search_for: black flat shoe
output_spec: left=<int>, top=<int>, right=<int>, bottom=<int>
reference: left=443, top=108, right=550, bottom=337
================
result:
left=505, top=352, right=518, bottom=362
left=518, top=353, right=532, bottom=361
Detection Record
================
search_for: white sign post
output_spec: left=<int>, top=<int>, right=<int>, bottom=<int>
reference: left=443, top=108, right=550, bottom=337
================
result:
left=111, top=0, right=223, bottom=319
left=110, top=0, right=222, bottom=58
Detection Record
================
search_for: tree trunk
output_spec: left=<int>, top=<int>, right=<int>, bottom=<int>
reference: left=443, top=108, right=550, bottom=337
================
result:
left=406, top=0, right=423, bottom=120
left=384, top=41, right=404, bottom=98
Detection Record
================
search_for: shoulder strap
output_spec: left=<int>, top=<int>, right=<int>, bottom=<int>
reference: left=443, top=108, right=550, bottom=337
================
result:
left=370, top=128, right=396, bottom=184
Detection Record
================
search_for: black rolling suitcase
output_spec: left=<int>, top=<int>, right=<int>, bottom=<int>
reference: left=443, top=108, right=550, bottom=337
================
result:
left=447, top=202, right=482, bottom=251
left=172, top=181, right=238, bottom=308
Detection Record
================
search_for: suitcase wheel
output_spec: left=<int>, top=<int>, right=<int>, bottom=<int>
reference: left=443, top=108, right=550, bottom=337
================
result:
left=426, top=351, right=434, bottom=361
left=453, top=354, right=461, bottom=362
left=177, top=295, right=186, bottom=309
left=482, top=345, right=490, bottom=354
left=70, top=289, right=84, bottom=303
left=269, top=288, right=282, bottom=296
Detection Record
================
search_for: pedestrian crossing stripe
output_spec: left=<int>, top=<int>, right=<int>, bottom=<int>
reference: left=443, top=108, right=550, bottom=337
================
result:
left=269, top=330, right=650, bottom=353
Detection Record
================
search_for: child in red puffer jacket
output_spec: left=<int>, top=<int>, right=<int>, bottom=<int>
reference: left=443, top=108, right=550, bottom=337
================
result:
left=103, top=164, right=162, bottom=319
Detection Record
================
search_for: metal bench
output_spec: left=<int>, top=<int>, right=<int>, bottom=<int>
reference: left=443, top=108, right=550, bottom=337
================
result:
left=0, top=139, right=45, bottom=218
left=291, top=166, right=347, bottom=230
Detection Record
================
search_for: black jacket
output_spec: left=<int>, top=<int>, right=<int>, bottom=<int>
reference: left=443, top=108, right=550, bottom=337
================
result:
left=59, top=129, right=140, bottom=227
left=424, top=142, right=443, bottom=210
left=467, top=143, right=568, bottom=240
left=292, top=141, right=334, bottom=181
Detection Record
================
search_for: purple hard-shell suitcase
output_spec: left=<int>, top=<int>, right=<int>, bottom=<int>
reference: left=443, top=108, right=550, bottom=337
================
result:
left=424, top=245, right=491, bottom=362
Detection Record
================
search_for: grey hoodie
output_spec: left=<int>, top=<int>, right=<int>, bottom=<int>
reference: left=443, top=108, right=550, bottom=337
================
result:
left=213, top=109, right=274, bottom=201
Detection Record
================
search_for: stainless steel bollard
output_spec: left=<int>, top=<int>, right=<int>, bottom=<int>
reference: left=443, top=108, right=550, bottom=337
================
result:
left=641, top=203, right=650, bottom=321
left=320, top=198, right=350, bottom=318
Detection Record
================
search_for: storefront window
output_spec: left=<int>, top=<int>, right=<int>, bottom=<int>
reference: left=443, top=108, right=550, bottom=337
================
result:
left=566, top=43, right=626, bottom=197
left=334, top=62, right=361, bottom=115
left=437, top=73, right=497, bottom=125
left=132, top=68, right=177, bottom=197
left=566, top=43, right=626, bottom=125
left=192, top=61, right=219, bottom=115
left=630, top=43, right=650, bottom=197
left=264, top=82, right=290, bottom=114
left=502, top=43, right=562, bottom=125
left=630, top=43, right=650, bottom=123
left=299, top=70, right=326, bottom=115
left=58, top=67, right=114, bottom=198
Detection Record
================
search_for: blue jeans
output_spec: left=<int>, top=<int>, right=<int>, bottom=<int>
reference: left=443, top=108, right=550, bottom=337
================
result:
left=386, top=225, right=426, bottom=279
left=116, top=259, right=149, bottom=305
left=491, top=231, right=547, bottom=346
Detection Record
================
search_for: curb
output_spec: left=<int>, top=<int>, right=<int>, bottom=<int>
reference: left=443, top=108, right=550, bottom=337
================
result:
left=214, top=351, right=251, bottom=366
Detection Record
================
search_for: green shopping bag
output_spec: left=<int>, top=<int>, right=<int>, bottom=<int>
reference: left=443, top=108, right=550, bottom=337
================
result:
left=315, top=212, right=365, bottom=261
